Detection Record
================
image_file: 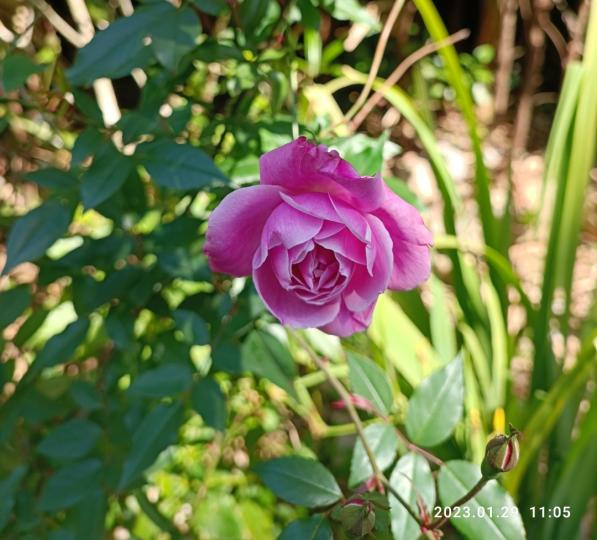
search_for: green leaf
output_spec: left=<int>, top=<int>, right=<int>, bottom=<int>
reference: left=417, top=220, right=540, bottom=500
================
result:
left=129, top=363, right=193, bottom=398
left=279, top=515, right=333, bottom=540
left=368, top=294, right=441, bottom=387
left=29, top=318, right=90, bottom=377
left=25, top=168, right=78, bottom=192
left=240, top=0, right=270, bottom=34
left=81, top=144, right=134, bottom=209
left=69, top=490, right=106, bottom=540
left=347, top=352, right=393, bottom=415
left=543, top=391, right=597, bottom=540
left=329, top=132, right=400, bottom=176
left=429, top=276, right=457, bottom=365
left=118, top=402, right=183, bottom=489
left=67, top=2, right=172, bottom=85
left=191, top=0, right=227, bottom=16
left=70, top=380, right=102, bottom=411
left=349, top=423, right=398, bottom=487
left=0, top=465, right=27, bottom=531
left=405, top=354, right=463, bottom=447
left=137, top=139, right=228, bottom=190
left=38, top=459, right=102, bottom=512
left=151, top=6, right=200, bottom=68
left=241, top=330, right=297, bottom=398
left=0, top=285, right=31, bottom=332
left=37, top=418, right=101, bottom=461
left=389, top=453, right=434, bottom=540
left=2, top=200, right=74, bottom=275
left=254, top=456, right=342, bottom=508
left=0, top=53, right=45, bottom=92
left=320, top=0, right=380, bottom=28
left=71, top=129, right=105, bottom=166
left=191, top=377, right=227, bottom=431
left=173, top=309, right=209, bottom=345
left=438, top=461, right=525, bottom=540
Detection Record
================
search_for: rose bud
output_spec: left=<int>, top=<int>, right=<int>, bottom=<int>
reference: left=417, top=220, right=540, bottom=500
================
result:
left=481, top=428, right=520, bottom=478
left=337, top=498, right=376, bottom=538
left=205, top=137, right=432, bottom=337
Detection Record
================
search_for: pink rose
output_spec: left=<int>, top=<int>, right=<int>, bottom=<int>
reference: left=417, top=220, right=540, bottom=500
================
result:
left=204, top=137, right=432, bottom=336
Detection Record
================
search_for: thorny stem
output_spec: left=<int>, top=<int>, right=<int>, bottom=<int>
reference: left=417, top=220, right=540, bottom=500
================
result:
left=292, top=332, right=423, bottom=527
left=293, top=331, right=493, bottom=533
left=426, top=477, right=489, bottom=530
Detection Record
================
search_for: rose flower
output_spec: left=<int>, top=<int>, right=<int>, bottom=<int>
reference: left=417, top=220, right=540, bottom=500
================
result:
left=205, top=137, right=432, bottom=336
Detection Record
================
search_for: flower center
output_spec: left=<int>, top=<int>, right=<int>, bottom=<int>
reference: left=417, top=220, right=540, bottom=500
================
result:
left=289, top=245, right=348, bottom=304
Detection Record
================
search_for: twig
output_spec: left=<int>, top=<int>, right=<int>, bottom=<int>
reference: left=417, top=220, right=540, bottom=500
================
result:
left=495, top=0, right=518, bottom=116
left=566, top=0, right=590, bottom=63
left=536, top=3, right=567, bottom=66
left=394, top=428, right=445, bottom=467
left=292, top=331, right=423, bottom=527
left=351, top=29, right=470, bottom=130
left=29, top=0, right=86, bottom=47
left=426, top=477, right=489, bottom=530
left=343, top=0, right=406, bottom=123
left=65, top=0, right=122, bottom=127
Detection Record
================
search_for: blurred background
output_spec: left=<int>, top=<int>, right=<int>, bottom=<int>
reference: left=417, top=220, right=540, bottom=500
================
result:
left=0, top=0, right=596, bottom=539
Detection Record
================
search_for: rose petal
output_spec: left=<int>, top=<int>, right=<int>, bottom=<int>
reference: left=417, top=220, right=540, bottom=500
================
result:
left=205, top=185, right=283, bottom=276
left=321, top=299, right=376, bottom=337
left=254, top=203, right=323, bottom=268
left=342, top=215, right=393, bottom=312
left=374, top=186, right=432, bottom=290
left=316, top=229, right=367, bottom=265
left=280, top=192, right=372, bottom=244
left=260, top=137, right=385, bottom=211
left=253, top=260, right=340, bottom=327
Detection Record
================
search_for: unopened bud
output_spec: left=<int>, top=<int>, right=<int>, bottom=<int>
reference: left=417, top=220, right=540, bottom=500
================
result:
left=338, top=498, right=376, bottom=538
left=481, top=426, right=520, bottom=478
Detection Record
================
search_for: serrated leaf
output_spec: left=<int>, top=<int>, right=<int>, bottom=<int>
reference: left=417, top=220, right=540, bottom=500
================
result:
left=254, top=456, right=342, bottom=507
left=38, top=459, right=102, bottom=511
left=129, top=363, right=193, bottom=398
left=405, top=354, right=464, bottom=447
left=348, top=352, right=393, bottom=415
left=389, top=453, right=435, bottom=540
left=2, top=200, right=74, bottom=275
left=118, top=402, right=183, bottom=489
left=137, top=139, right=228, bottom=189
left=349, top=423, right=398, bottom=487
left=37, top=418, right=102, bottom=461
left=81, top=144, right=134, bottom=209
left=279, top=515, right=333, bottom=540
left=438, top=461, right=525, bottom=540
left=191, top=377, right=227, bottom=430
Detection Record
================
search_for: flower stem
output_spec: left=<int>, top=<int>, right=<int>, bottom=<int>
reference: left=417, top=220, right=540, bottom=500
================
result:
left=426, top=477, right=489, bottom=530
left=292, top=331, right=423, bottom=527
